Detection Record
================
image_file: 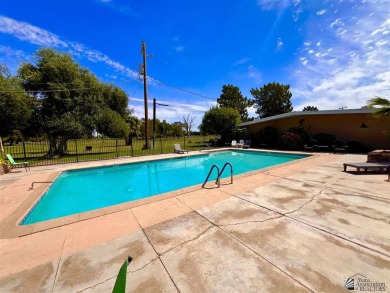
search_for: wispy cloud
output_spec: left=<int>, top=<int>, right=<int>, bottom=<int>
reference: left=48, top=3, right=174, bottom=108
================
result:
left=248, top=65, right=262, bottom=83
left=0, top=16, right=67, bottom=47
left=0, top=45, right=31, bottom=73
left=175, top=46, right=184, bottom=52
left=257, top=0, right=289, bottom=11
left=256, top=0, right=303, bottom=22
left=276, top=37, right=284, bottom=50
left=233, top=57, right=250, bottom=66
left=131, top=97, right=215, bottom=124
left=316, top=9, right=327, bottom=16
left=0, top=15, right=140, bottom=79
left=292, top=1, right=390, bottom=110
left=93, top=0, right=139, bottom=18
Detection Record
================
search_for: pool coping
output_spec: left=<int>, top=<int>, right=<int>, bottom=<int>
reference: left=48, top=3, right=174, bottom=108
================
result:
left=0, top=148, right=315, bottom=238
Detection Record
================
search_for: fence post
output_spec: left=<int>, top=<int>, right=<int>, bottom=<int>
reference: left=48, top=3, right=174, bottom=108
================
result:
left=160, top=136, right=163, bottom=154
left=116, top=139, right=118, bottom=158
left=75, top=139, right=79, bottom=162
left=22, top=141, right=27, bottom=161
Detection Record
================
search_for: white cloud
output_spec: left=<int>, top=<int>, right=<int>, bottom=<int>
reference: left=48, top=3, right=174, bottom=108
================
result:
left=276, top=37, right=284, bottom=49
left=175, top=46, right=184, bottom=52
left=0, top=16, right=68, bottom=47
left=316, top=9, right=327, bottom=16
left=330, top=18, right=344, bottom=28
left=257, top=0, right=288, bottom=10
left=131, top=97, right=215, bottom=126
left=0, top=45, right=30, bottom=73
left=292, top=1, right=390, bottom=110
left=94, top=0, right=139, bottom=17
left=0, top=15, right=140, bottom=80
left=248, top=65, right=262, bottom=83
left=233, top=57, right=250, bottom=66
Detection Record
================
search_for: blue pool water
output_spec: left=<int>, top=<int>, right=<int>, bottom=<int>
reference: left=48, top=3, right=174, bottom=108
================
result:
left=21, top=150, right=308, bottom=225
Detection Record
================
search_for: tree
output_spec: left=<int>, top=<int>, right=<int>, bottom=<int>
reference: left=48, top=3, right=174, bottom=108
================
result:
left=171, top=122, right=185, bottom=138
left=0, top=66, right=33, bottom=137
left=250, top=82, right=293, bottom=118
left=18, top=48, right=129, bottom=155
left=182, top=114, right=195, bottom=138
left=367, top=96, right=390, bottom=118
left=158, top=120, right=171, bottom=139
left=199, top=107, right=241, bottom=142
left=217, top=84, right=254, bottom=121
left=127, top=114, right=141, bottom=138
left=302, top=106, right=318, bottom=111
left=96, top=109, right=129, bottom=138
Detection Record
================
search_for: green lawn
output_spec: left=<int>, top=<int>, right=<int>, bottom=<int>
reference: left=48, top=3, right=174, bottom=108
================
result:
left=2, top=135, right=219, bottom=166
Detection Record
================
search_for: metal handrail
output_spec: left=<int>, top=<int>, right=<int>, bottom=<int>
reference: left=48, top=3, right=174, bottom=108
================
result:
left=218, top=162, right=233, bottom=185
left=29, top=181, right=53, bottom=190
left=202, top=165, right=220, bottom=188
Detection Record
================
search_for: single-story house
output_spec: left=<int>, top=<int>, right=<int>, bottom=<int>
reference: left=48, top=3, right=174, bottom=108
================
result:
left=239, top=109, right=390, bottom=149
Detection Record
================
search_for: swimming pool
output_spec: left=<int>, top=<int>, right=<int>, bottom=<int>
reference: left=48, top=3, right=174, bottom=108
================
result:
left=21, top=150, right=308, bottom=225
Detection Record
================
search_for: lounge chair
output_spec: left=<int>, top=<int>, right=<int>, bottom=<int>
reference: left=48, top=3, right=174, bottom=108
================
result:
left=343, top=162, right=390, bottom=173
left=243, top=140, right=251, bottom=149
left=237, top=139, right=245, bottom=148
left=231, top=140, right=237, bottom=147
left=174, top=144, right=188, bottom=154
left=333, top=140, right=347, bottom=154
left=304, top=139, right=317, bottom=152
left=5, top=154, right=30, bottom=172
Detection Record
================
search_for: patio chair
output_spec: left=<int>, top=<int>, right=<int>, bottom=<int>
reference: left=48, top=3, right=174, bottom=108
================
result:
left=304, top=139, right=317, bottom=152
left=243, top=140, right=252, bottom=149
left=237, top=139, right=245, bottom=148
left=5, top=154, right=30, bottom=172
left=333, top=140, right=347, bottom=154
left=174, top=144, right=188, bottom=154
left=231, top=140, right=237, bottom=147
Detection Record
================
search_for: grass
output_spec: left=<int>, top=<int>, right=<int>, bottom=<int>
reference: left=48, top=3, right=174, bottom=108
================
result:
left=2, top=135, right=219, bottom=166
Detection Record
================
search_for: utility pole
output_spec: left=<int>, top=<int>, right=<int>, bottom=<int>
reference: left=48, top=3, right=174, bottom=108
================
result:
left=153, top=98, right=156, bottom=150
left=153, top=98, right=169, bottom=149
left=142, top=41, right=149, bottom=149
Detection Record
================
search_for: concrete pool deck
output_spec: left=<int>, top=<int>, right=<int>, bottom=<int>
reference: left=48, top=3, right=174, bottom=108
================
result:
left=0, top=150, right=389, bottom=292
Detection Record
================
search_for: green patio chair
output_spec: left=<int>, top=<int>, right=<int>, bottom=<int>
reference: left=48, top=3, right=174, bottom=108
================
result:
left=5, top=154, right=30, bottom=172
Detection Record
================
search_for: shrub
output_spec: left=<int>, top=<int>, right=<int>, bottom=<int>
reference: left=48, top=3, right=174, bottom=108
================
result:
left=279, top=132, right=303, bottom=149
left=288, top=127, right=310, bottom=144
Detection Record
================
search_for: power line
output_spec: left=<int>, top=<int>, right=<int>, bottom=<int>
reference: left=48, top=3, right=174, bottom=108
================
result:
left=155, top=80, right=216, bottom=101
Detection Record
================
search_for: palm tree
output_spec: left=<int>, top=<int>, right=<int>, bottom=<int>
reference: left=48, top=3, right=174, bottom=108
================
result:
left=367, top=97, right=390, bottom=118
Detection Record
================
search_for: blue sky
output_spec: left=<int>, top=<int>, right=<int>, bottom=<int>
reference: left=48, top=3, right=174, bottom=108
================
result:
left=1, top=0, right=389, bottom=128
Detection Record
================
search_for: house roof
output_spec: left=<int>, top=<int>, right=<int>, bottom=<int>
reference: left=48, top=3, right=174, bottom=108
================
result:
left=239, top=109, right=376, bottom=127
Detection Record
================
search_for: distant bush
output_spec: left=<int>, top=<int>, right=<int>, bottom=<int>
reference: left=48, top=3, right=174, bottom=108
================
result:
left=287, top=127, right=310, bottom=144
left=279, top=132, right=303, bottom=150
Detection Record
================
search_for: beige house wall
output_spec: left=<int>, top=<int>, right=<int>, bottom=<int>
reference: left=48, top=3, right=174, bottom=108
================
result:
left=246, top=113, right=390, bottom=149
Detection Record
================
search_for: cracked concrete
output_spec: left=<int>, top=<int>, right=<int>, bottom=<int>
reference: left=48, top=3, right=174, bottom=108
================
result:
left=0, top=152, right=389, bottom=292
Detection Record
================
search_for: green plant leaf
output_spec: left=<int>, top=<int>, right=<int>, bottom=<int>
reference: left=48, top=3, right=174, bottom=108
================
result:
left=112, top=256, right=132, bottom=293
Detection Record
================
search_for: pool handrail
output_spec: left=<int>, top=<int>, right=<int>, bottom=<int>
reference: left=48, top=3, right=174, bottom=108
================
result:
left=202, top=164, right=220, bottom=188
left=218, top=162, right=233, bottom=185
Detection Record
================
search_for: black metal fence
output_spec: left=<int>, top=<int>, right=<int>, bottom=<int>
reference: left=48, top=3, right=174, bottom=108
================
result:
left=1, top=136, right=217, bottom=168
